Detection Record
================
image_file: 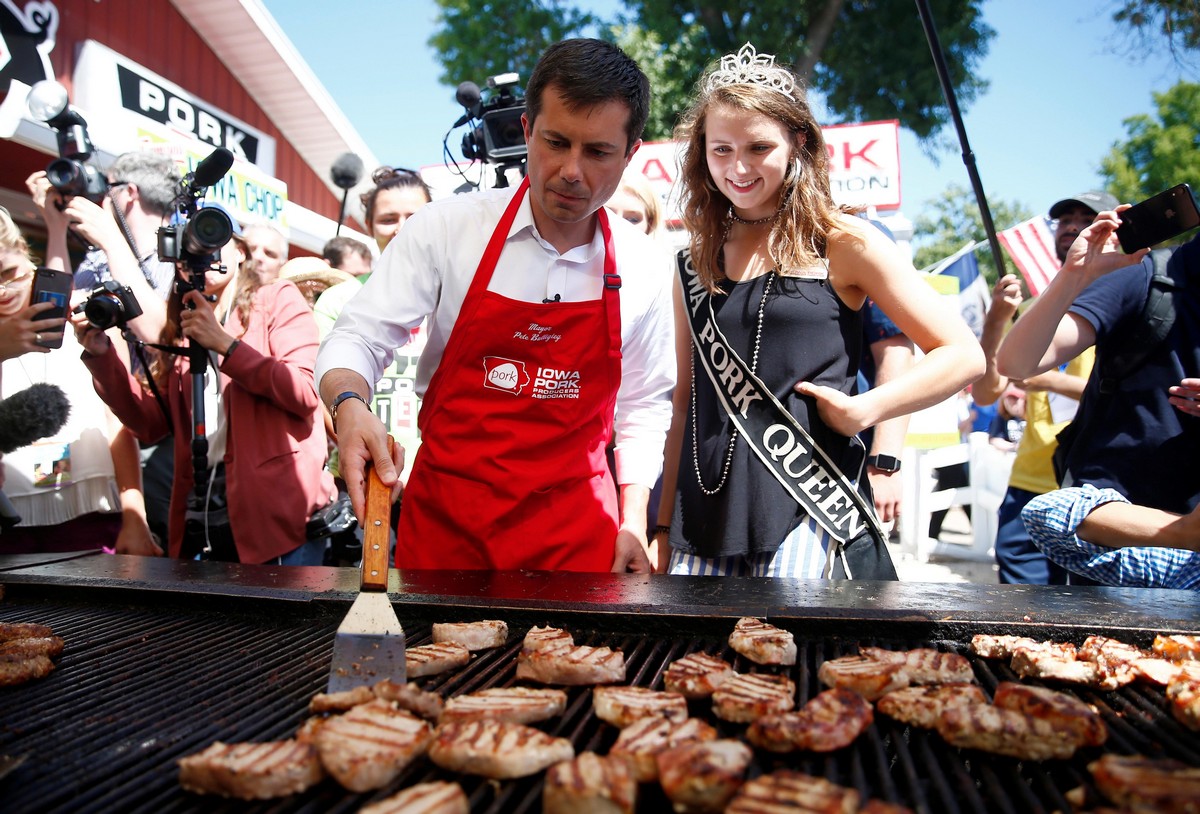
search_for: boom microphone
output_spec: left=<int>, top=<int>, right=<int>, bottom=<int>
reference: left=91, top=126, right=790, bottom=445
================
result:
left=191, top=147, right=235, bottom=190
left=452, top=81, right=482, bottom=127
left=0, top=383, right=71, bottom=454
left=330, top=152, right=364, bottom=190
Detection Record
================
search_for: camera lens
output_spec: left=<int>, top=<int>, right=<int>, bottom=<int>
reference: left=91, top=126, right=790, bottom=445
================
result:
left=46, top=158, right=88, bottom=197
left=184, top=208, right=234, bottom=254
left=84, top=292, right=121, bottom=330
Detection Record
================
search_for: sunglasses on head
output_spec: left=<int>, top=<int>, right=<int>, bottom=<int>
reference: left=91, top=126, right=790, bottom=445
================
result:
left=371, top=166, right=420, bottom=185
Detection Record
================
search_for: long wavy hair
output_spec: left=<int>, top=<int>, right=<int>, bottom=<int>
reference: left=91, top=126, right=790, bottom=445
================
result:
left=675, top=79, right=846, bottom=293
left=149, top=253, right=263, bottom=390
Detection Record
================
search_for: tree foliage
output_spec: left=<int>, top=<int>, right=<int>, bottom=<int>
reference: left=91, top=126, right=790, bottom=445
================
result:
left=429, top=0, right=993, bottom=143
left=1100, top=81, right=1200, bottom=203
left=912, top=184, right=1034, bottom=286
left=1111, top=0, right=1200, bottom=65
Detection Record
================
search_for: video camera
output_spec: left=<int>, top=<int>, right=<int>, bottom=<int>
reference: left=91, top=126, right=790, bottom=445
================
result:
left=26, top=80, right=108, bottom=204
left=156, top=148, right=236, bottom=280
left=459, top=73, right=527, bottom=166
left=73, top=279, right=143, bottom=331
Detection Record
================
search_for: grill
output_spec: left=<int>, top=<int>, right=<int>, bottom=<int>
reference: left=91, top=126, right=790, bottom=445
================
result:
left=1, top=555, right=1198, bottom=813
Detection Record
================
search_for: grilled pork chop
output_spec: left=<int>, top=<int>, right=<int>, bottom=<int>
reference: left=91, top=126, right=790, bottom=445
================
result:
left=0, top=622, right=54, bottom=642
left=358, top=781, right=469, bottom=814
left=663, top=652, right=734, bottom=699
left=178, top=740, right=324, bottom=800
left=608, top=716, right=719, bottom=782
left=373, top=678, right=444, bottom=721
left=523, top=625, right=574, bottom=652
left=1154, top=634, right=1200, bottom=663
left=0, top=635, right=64, bottom=660
left=439, top=686, right=567, bottom=725
left=657, top=738, right=753, bottom=814
left=542, top=752, right=637, bottom=814
left=1167, top=676, right=1200, bottom=731
left=712, top=672, right=796, bottom=723
left=593, top=685, right=688, bottom=728
left=746, top=688, right=873, bottom=753
left=0, top=652, right=54, bottom=687
left=969, top=634, right=1076, bottom=661
left=516, top=643, right=625, bottom=686
left=1009, top=647, right=1132, bottom=690
left=431, top=620, right=508, bottom=651
left=313, top=699, right=434, bottom=792
left=935, top=703, right=1085, bottom=760
left=1089, top=753, right=1200, bottom=813
left=817, top=655, right=909, bottom=701
left=992, top=681, right=1107, bottom=747
left=726, top=770, right=859, bottom=814
left=860, top=646, right=975, bottom=685
left=876, top=684, right=987, bottom=730
left=728, top=617, right=797, bottom=666
left=405, top=642, right=471, bottom=678
left=428, top=718, right=574, bottom=779
left=309, top=685, right=375, bottom=714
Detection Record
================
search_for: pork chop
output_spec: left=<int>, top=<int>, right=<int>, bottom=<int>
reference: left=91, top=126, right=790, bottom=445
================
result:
left=431, top=620, right=508, bottom=651
left=428, top=718, right=574, bottom=779
left=817, top=654, right=909, bottom=701
left=663, top=652, right=734, bottom=699
left=726, top=770, right=859, bottom=814
left=178, top=740, right=324, bottom=800
left=608, top=716, right=719, bottom=783
left=515, top=643, right=625, bottom=686
left=405, top=642, right=471, bottom=678
left=543, top=752, right=637, bottom=814
left=746, top=688, right=873, bottom=753
left=358, top=781, right=469, bottom=814
left=712, top=672, right=796, bottom=723
left=592, top=685, right=688, bottom=728
left=313, top=698, right=434, bottom=792
left=728, top=617, right=797, bottom=666
left=439, top=686, right=567, bottom=725
left=657, top=738, right=753, bottom=814
left=876, top=684, right=987, bottom=730
left=992, top=681, right=1107, bottom=747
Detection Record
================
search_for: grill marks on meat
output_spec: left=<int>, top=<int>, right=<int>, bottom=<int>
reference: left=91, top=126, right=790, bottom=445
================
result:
left=657, top=738, right=753, bottom=814
left=712, top=672, right=796, bottom=723
left=429, top=719, right=574, bottom=779
left=663, top=652, right=733, bottom=699
left=313, top=699, right=434, bottom=792
left=992, top=681, right=1107, bottom=747
left=1167, top=677, right=1200, bottom=731
left=178, top=740, right=324, bottom=800
left=0, top=623, right=63, bottom=687
left=524, top=625, right=574, bottom=652
left=746, top=688, right=873, bottom=753
left=439, top=687, right=567, bottom=725
left=431, top=620, right=508, bottom=651
left=358, top=780, right=469, bottom=814
left=726, top=770, right=860, bottom=814
left=309, top=685, right=375, bottom=714
left=1154, top=633, right=1200, bottom=663
left=817, top=655, right=909, bottom=701
left=969, top=634, right=1075, bottom=661
left=542, top=752, right=637, bottom=814
left=860, top=646, right=975, bottom=685
left=1010, top=647, right=1132, bottom=690
left=593, top=685, right=688, bottom=728
left=406, top=642, right=471, bottom=678
left=516, top=642, right=626, bottom=686
left=609, top=716, right=719, bottom=782
left=935, top=703, right=1086, bottom=761
left=373, top=679, right=445, bottom=721
left=729, top=617, right=797, bottom=666
left=1088, top=754, right=1200, bottom=813
left=876, top=684, right=988, bottom=730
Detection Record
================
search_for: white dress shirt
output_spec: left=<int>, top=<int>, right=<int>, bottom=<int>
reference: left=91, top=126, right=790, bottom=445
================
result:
left=316, top=185, right=676, bottom=489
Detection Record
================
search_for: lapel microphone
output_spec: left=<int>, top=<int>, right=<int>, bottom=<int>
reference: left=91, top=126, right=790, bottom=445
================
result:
left=542, top=293, right=561, bottom=304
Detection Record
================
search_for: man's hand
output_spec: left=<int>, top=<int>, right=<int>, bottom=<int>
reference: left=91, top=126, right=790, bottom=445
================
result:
left=611, top=527, right=652, bottom=573
left=990, top=274, right=1023, bottom=321
left=334, top=400, right=402, bottom=522
left=1169, top=378, right=1200, bottom=418
left=868, top=468, right=902, bottom=523
left=1059, top=207, right=1148, bottom=282
left=61, top=196, right=125, bottom=253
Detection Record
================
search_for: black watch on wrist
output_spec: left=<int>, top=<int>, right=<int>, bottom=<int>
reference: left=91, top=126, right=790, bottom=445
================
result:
left=866, top=454, right=902, bottom=473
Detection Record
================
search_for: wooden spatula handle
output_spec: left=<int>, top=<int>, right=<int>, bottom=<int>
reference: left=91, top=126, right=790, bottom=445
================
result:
left=361, top=435, right=394, bottom=592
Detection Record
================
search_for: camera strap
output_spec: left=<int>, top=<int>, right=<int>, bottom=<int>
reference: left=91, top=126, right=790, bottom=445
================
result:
left=109, top=201, right=158, bottom=288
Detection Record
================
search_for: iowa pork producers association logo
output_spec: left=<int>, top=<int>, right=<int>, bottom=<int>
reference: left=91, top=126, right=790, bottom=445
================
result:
left=482, top=356, right=530, bottom=395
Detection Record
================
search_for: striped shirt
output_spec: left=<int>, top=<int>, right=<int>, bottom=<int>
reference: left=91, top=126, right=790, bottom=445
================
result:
left=1022, top=485, right=1200, bottom=589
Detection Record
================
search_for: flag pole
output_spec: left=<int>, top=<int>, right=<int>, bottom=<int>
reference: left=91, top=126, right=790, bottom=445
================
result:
left=914, top=0, right=1007, bottom=283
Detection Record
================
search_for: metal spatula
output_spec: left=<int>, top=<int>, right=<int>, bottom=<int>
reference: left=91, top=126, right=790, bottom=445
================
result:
left=327, top=436, right=405, bottom=692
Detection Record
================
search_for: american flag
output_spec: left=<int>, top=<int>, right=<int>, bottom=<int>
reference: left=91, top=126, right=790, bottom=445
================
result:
left=998, top=217, right=1060, bottom=296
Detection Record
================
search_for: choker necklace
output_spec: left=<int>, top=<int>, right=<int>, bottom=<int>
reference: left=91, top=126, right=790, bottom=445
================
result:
left=729, top=209, right=777, bottom=226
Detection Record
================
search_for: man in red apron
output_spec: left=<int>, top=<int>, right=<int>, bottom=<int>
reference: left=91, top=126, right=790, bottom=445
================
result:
left=316, top=39, right=675, bottom=573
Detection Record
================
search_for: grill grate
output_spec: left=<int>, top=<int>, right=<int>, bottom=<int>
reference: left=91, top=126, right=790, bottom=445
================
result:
left=1, top=593, right=1197, bottom=813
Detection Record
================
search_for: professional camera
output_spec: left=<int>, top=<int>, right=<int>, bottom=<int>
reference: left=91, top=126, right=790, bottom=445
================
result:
left=157, top=206, right=234, bottom=268
left=460, top=72, right=527, bottom=166
left=26, top=80, right=108, bottom=204
left=73, top=279, right=144, bottom=331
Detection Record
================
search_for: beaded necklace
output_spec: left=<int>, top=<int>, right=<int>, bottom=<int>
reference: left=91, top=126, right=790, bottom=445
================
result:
left=690, top=271, right=774, bottom=495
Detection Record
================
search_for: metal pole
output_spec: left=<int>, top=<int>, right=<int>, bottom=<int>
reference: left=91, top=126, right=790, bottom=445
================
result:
left=914, top=0, right=1007, bottom=282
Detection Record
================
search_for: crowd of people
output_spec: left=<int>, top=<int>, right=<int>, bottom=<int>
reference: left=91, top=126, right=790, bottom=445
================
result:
left=1, top=37, right=1195, bottom=587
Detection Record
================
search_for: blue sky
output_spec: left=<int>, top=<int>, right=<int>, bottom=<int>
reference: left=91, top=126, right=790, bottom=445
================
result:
left=262, top=0, right=1189, bottom=228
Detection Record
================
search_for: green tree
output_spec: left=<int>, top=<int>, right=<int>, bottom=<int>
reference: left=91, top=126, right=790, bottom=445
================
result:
left=1112, top=1, right=1200, bottom=63
left=912, top=184, right=1033, bottom=286
left=1100, top=81, right=1200, bottom=203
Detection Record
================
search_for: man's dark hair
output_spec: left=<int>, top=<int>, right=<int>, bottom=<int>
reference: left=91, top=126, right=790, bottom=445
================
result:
left=322, top=235, right=373, bottom=270
left=524, top=38, right=649, bottom=154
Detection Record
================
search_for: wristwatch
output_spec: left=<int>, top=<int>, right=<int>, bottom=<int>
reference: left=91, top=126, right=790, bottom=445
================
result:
left=866, top=454, right=902, bottom=473
left=329, top=391, right=369, bottom=429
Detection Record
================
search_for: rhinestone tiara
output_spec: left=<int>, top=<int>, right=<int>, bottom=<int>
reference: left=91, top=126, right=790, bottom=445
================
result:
left=702, top=43, right=795, bottom=101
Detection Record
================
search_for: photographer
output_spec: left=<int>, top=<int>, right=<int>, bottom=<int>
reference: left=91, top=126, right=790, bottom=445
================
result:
left=78, top=208, right=335, bottom=564
left=0, top=206, right=158, bottom=556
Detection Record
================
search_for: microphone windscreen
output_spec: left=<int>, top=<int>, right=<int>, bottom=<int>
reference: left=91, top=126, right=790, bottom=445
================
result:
left=192, top=148, right=235, bottom=189
left=330, top=152, right=365, bottom=190
left=0, top=383, right=71, bottom=454
left=456, top=81, right=481, bottom=111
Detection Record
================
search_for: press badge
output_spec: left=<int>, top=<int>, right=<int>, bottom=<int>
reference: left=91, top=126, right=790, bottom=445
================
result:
left=793, top=260, right=829, bottom=281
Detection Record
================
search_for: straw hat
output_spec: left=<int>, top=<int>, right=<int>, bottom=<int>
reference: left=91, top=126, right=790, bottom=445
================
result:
left=279, top=257, right=356, bottom=306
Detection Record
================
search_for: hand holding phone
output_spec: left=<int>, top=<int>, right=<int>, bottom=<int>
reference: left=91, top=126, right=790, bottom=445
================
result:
left=29, top=267, right=73, bottom=349
left=1116, top=183, right=1200, bottom=254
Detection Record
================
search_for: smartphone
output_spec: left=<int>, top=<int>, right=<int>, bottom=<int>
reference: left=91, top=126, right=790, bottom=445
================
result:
left=29, top=267, right=73, bottom=349
left=1116, top=183, right=1200, bottom=253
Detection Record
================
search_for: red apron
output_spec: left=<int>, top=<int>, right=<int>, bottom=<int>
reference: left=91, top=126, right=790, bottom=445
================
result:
left=397, top=178, right=623, bottom=571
